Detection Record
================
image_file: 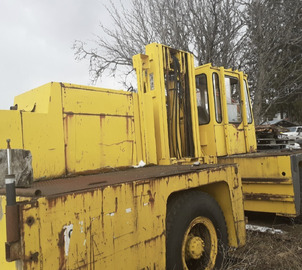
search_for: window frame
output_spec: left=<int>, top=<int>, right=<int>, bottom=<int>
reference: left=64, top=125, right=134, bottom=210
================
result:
left=212, top=72, right=222, bottom=124
left=243, top=80, right=253, bottom=124
left=196, top=73, right=210, bottom=125
left=225, top=75, right=242, bottom=124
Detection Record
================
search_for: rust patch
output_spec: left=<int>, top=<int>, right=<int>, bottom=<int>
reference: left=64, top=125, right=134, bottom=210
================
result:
left=88, top=180, right=107, bottom=186
left=147, top=190, right=155, bottom=208
left=29, top=251, right=39, bottom=262
left=244, top=193, right=294, bottom=201
left=47, top=195, right=67, bottom=210
left=5, top=241, right=21, bottom=262
left=20, top=200, right=39, bottom=211
left=242, top=177, right=290, bottom=183
left=249, top=145, right=256, bottom=152
left=63, top=115, right=70, bottom=175
left=61, top=83, right=133, bottom=96
left=58, top=229, right=66, bottom=270
left=67, top=166, right=131, bottom=177
left=144, top=232, right=164, bottom=245
left=126, top=114, right=130, bottom=135
left=99, top=114, right=105, bottom=130
left=129, top=241, right=142, bottom=249
left=115, top=197, right=118, bottom=212
left=6, top=204, right=20, bottom=243
left=99, top=140, right=133, bottom=147
left=24, top=164, right=233, bottom=198
left=64, top=111, right=134, bottom=119
left=0, top=188, right=42, bottom=197
left=26, top=216, right=35, bottom=227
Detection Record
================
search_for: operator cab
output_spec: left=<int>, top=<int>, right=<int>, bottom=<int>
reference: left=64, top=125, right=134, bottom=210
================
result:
left=195, top=64, right=257, bottom=157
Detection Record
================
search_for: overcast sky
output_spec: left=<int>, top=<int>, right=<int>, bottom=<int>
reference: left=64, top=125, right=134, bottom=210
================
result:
left=0, top=0, right=123, bottom=109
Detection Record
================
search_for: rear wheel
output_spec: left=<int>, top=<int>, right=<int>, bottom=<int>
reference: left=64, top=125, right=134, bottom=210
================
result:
left=166, top=190, right=228, bottom=270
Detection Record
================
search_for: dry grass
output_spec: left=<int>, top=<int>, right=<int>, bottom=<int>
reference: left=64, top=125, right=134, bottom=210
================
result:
left=223, top=223, right=302, bottom=270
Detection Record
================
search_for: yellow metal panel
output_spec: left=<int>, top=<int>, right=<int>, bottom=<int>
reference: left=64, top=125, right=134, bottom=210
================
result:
left=243, top=181, right=294, bottom=196
left=62, top=86, right=138, bottom=172
left=244, top=201, right=296, bottom=217
left=200, top=179, right=245, bottom=247
left=6, top=82, right=146, bottom=180
left=233, top=155, right=291, bottom=178
left=144, top=44, right=171, bottom=163
left=0, top=83, right=66, bottom=181
left=21, top=83, right=66, bottom=180
left=61, top=84, right=131, bottom=115
left=0, top=110, right=23, bottom=149
left=214, top=125, right=227, bottom=156
left=12, top=165, right=245, bottom=269
left=64, top=114, right=135, bottom=173
left=22, top=112, right=66, bottom=180
left=219, top=154, right=298, bottom=216
left=14, top=82, right=52, bottom=113
left=132, top=53, right=158, bottom=164
left=227, top=124, right=247, bottom=154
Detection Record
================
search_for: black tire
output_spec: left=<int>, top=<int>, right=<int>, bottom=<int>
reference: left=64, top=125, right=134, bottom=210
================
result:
left=166, top=190, right=228, bottom=270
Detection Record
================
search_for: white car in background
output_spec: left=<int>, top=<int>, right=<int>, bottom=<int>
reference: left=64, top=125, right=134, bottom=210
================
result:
left=280, top=126, right=302, bottom=149
left=282, top=126, right=302, bottom=140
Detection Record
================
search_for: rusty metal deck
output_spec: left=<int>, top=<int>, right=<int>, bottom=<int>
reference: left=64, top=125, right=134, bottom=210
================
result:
left=0, top=164, right=228, bottom=198
left=220, top=149, right=302, bottom=159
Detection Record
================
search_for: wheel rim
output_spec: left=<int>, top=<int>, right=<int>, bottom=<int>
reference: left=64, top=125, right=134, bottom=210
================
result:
left=181, top=216, right=218, bottom=270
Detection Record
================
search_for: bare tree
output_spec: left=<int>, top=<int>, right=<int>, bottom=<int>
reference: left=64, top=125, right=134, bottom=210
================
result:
left=242, top=0, right=302, bottom=124
left=188, top=0, right=245, bottom=67
left=74, top=0, right=302, bottom=124
left=73, top=0, right=190, bottom=85
left=73, top=0, right=245, bottom=85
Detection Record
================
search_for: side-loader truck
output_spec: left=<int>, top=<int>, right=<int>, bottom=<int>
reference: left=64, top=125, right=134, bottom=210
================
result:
left=0, top=44, right=246, bottom=269
left=2, top=41, right=301, bottom=269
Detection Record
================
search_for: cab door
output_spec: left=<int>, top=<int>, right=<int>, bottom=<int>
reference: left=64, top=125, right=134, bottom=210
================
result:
left=222, top=71, right=246, bottom=155
left=195, top=65, right=256, bottom=158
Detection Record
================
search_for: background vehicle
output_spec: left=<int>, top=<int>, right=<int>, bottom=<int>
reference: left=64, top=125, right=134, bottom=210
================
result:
left=281, top=126, right=302, bottom=148
left=282, top=126, right=302, bottom=141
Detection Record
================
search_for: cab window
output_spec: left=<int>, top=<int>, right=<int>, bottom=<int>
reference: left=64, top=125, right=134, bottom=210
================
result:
left=196, top=74, right=210, bottom=125
left=225, top=76, right=242, bottom=123
left=213, top=73, right=222, bottom=123
left=244, top=80, right=252, bottom=124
